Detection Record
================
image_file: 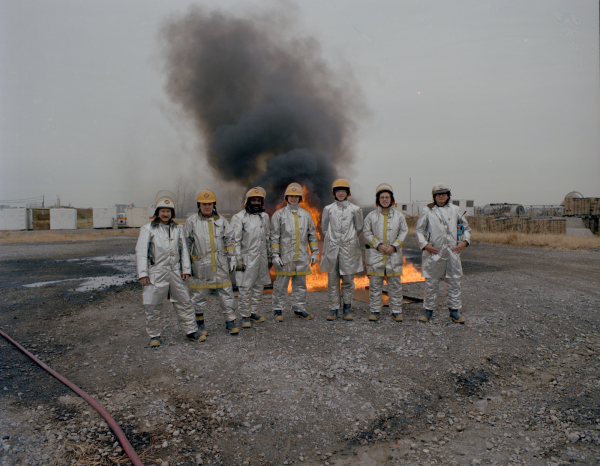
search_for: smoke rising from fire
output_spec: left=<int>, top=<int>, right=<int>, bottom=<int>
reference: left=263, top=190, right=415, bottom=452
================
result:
left=160, top=6, right=362, bottom=209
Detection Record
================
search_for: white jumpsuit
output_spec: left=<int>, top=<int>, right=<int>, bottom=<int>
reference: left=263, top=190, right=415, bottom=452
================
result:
left=270, top=204, right=319, bottom=313
left=363, top=207, right=408, bottom=315
left=320, top=200, right=364, bottom=310
left=231, top=209, right=272, bottom=317
left=135, top=220, right=197, bottom=338
left=185, top=213, right=237, bottom=322
left=415, top=202, right=471, bottom=310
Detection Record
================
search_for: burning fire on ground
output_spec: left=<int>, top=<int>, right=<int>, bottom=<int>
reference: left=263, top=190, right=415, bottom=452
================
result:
left=270, top=185, right=425, bottom=292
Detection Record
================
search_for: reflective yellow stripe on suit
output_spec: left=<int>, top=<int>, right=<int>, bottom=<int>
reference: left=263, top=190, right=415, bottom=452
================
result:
left=208, top=220, right=217, bottom=273
left=382, top=214, right=388, bottom=264
left=293, top=212, right=299, bottom=261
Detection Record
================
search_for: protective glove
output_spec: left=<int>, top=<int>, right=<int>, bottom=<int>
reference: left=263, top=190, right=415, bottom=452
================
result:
left=272, top=255, right=284, bottom=269
left=229, top=259, right=236, bottom=273
left=310, top=254, right=318, bottom=267
left=236, top=258, right=246, bottom=272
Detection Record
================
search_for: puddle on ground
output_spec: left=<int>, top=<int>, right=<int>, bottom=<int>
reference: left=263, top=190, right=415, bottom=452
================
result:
left=22, top=254, right=137, bottom=293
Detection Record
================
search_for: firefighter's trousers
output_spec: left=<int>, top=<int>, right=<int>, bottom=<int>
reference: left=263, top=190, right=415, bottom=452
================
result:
left=272, top=275, right=307, bottom=313
left=191, top=287, right=236, bottom=322
left=424, top=277, right=461, bottom=310
left=327, top=259, right=355, bottom=310
left=369, top=275, right=402, bottom=315
left=238, top=284, right=264, bottom=317
left=144, top=302, right=196, bottom=338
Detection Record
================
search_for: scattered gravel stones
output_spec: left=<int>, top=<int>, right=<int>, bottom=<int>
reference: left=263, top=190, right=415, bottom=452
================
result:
left=1, top=238, right=600, bottom=465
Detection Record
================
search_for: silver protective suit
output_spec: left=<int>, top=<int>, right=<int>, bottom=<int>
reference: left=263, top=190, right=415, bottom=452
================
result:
left=135, top=220, right=196, bottom=337
left=270, top=204, right=319, bottom=312
left=231, top=209, right=272, bottom=317
left=415, top=202, right=471, bottom=310
left=320, top=200, right=364, bottom=309
left=185, top=213, right=237, bottom=321
left=363, top=207, right=408, bottom=314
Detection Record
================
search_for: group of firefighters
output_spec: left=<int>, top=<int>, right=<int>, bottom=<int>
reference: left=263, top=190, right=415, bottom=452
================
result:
left=135, top=180, right=471, bottom=347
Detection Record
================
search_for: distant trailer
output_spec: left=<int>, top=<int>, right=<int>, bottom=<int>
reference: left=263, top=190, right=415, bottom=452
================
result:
left=396, top=202, right=430, bottom=217
left=126, top=207, right=152, bottom=228
left=93, top=207, right=117, bottom=229
left=0, top=208, right=32, bottom=231
left=50, top=208, right=77, bottom=230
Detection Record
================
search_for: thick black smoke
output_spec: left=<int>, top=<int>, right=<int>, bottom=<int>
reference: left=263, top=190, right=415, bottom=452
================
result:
left=160, top=6, right=361, bottom=209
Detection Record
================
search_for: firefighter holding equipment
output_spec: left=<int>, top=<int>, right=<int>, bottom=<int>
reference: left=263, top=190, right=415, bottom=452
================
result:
left=231, top=187, right=271, bottom=329
left=270, top=183, right=319, bottom=321
left=415, top=183, right=471, bottom=323
left=136, top=190, right=204, bottom=347
left=185, top=190, right=239, bottom=335
left=362, top=183, right=408, bottom=322
left=320, top=179, right=364, bottom=321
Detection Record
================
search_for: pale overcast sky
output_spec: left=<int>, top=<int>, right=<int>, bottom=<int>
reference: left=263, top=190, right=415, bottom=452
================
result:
left=1, top=0, right=598, bottom=210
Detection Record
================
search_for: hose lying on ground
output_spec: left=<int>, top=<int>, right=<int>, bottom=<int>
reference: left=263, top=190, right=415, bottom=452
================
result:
left=0, top=329, right=145, bottom=466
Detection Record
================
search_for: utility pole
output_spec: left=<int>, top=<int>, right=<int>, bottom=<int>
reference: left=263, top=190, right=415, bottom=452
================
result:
left=409, top=177, right=412, bottom=203
left=42, top=195, right=44, bottom=208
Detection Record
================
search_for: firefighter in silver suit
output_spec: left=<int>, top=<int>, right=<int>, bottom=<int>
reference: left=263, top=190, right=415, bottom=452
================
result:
left=362, top=183, right=408, bottom=322
left=136, top=190, right=204, bottom=347
left=270, top=183, right=319, bottom=321
left=320, top=179, right=364, bottom=321
left=185, top=190, right=239, bottom=335
left=231, top=187, right=271, bottom=329
left=415, top=183, right=471, bottom=323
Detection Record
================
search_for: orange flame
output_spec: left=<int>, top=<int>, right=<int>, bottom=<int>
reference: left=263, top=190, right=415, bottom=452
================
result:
left=282, top=188, right=424, bottom=292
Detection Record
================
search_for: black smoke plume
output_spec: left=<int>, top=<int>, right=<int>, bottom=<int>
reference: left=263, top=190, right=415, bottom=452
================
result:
left=160, top=6, right=362, bottom=210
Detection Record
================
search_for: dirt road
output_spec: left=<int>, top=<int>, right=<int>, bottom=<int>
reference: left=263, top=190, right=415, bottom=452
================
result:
left=1, top=236, right=599, bottom=465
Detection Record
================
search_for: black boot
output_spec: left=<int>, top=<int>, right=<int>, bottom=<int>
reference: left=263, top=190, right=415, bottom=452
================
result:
left=186, top=331, right=206, bottom=342
left=368, top=312, right=379, bottom=321
left=274, top=310, right=284, bottom=322
left=149, top=337, right=161, bottom=348
left=449, top=309, right=466, bottom=324
left=342, top=303, right=353, bottom=321
left=294, top=310, right=314, bottom=320
left=241, top=316, right=251, bottom=329
left=196, top=314, right=207, bottom=336
left=225, top=320, right=239, bottom=335
left=250, top=313, right=265, bottom=322
left=419, top=310, right=433, bottom=323
left=326, top=310, right=337, bottom=321
left=392, top=312, right=403, bottom=322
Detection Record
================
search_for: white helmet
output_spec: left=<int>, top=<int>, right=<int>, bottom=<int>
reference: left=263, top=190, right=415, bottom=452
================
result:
left=432, top=183, right=451, bottom=196
left=154, top=190, right=176, bottom=217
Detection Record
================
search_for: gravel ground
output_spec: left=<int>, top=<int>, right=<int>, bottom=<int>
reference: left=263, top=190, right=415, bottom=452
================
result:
left=1, top=236, right=599, bottom=466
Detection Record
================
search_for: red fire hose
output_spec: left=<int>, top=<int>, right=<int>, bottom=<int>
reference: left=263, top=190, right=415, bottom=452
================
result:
left=0, top=329, right=145, bottom=466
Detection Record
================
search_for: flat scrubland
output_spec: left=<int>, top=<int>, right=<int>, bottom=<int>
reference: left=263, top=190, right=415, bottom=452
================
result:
left=406, top=227, right=600, bottom=251
left=471, top=231, right=600, bottom=250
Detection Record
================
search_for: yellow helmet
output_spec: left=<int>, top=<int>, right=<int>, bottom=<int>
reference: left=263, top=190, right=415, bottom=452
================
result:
left=332, top=178, right=351, bottom=197
left=284, top=183, right=303, bottom=202
left=375, top=183, right=396, bottom=207
left=244, top=186, right=266, bottom=207
left=197, top=189, right=217, bottom=205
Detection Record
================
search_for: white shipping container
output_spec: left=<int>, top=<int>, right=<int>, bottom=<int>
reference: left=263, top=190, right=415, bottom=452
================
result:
left=50, top=209, right=78, bottom=230
left=0, top=208, right=32, bottom=231
left=126, top=207, right=152, bottom=228
left=93, top=207, right=117, bottom=229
